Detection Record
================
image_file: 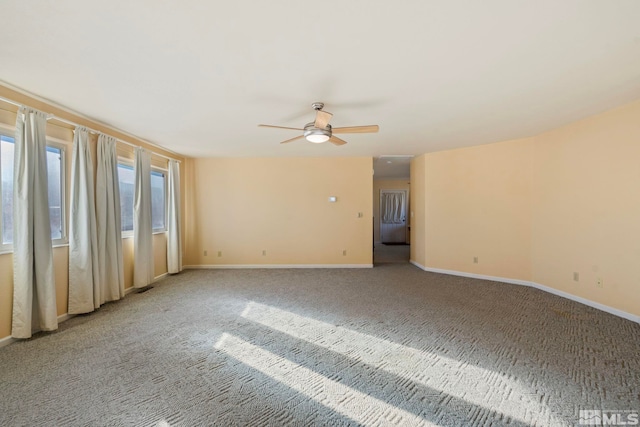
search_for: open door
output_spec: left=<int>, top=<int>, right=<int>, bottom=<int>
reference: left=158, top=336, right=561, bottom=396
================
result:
left=380, top=190, right=408, bottom=244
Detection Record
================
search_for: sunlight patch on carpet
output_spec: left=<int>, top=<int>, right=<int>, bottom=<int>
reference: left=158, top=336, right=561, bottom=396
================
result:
left=214, top=333, right=438, bottom=427
left=241, top=301, right=562, bottom=426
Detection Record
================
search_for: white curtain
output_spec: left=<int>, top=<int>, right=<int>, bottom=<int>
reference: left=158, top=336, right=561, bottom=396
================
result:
left=12, top=107, right=57, bottom=338
left=96, top=134, right=125, bottom=302
left=167, top=159, right=182, bottom=274
left=382, top=192, right=406, bottom=224
left=134, top=147, right=154, bottom=287
left=68, top=128, right=100, bottom=314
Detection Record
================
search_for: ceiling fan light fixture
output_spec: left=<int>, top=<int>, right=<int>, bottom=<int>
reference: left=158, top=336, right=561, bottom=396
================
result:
left=303, top=123, right=331, bottom=143
left=306, top=134, right=330, bottom=143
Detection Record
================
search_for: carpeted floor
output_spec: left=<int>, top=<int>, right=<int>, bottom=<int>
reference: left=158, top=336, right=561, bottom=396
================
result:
left=374, top=243, right=410, bottom=265
left=1, top=251, right=638, bottom=426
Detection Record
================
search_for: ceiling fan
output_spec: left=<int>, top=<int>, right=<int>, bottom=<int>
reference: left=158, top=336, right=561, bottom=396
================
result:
left=259, top=102, right=379, bottom=146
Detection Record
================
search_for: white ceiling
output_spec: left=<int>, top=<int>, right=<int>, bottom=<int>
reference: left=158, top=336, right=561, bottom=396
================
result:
left=374, top=156, right=413, bottom=180
left=1, top=1, right=639, bottom=161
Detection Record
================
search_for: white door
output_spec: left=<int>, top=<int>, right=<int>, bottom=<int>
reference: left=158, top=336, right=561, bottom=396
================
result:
left=380, top=190, right=408, bottom=243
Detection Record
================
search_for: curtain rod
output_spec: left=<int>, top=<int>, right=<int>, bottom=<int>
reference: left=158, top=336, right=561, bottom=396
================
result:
left=0, top=95, right=181, bottom=163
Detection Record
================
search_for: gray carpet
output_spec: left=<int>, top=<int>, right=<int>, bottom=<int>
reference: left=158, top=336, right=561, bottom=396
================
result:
left=1, top=254, right=639, bottom=426
left=374, top=243, right=410, bottom=265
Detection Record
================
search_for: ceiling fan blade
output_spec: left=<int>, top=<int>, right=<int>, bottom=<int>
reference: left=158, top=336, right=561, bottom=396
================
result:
left=314, top=110, right=333, bottom=128
left=332, top=125, right=379, bottom=134
left=329, top=136, right=347, bottom=146
left=279, top=135, right=305, bottom=144
left=259, top=124, right=304, bottom=131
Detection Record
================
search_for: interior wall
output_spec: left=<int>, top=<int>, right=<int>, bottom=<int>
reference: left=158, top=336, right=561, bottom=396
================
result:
left=0, top=255, right=13, bottom=338
left=184, top=157, right=373, bottom=266
left=0, top=84, right=185, bottom=342
left=409, top=156, right=426, bottom=265
left=531, top=99, right=640, bottom=316
left=421, top=138, right=534, bottom=280
left=373, top=179, right=411, bottom=243
left=410, top=99, right=640, bottom=318
left=122, top=238, right=135, bottom=289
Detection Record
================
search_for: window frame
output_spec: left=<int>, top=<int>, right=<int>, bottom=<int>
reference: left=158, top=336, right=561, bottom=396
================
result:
left=150, top=165, right=168, bottom=234
left=0, top=130, right=14, bottom=253
left=116, top=158, right=169, bottom=238
left=0, top=132, right=68, bottom=252
left=46, top=140, right=68, bottom=247
left=117, top=158, right=135, bottom=238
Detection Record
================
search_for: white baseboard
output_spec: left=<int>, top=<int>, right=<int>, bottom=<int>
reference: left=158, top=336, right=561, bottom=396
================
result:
left=0, top=335, right=15, bottom=348
left=526, top=281, right=639, bottom=324
left=2, top=276, right=173, bottom=346
left=57, top=313, right=74, bottom=323
left=0, top=312, right=76, bottom=348
left=411, top=262, right=532, bottom=286
left=409, top=259, right=426, bottom=270
left=184, top=264, right=374, bottom=269
left=410, top=262, right=640, bottom=324
left=154, top=272, right=169, bottom=282
left=124, top=272, right=169, bottom=294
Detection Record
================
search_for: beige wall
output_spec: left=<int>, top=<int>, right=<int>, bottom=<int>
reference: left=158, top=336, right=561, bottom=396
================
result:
left=153, top=233, right=168, bottom=278
left=0, top=85, right=184, bottom=341
left=419, top=138, right=533, bottom=280
left=0, top=255, right=12, bottom=338
left=184, top=157, right=373, bottom=266
left=122, top=237, right=136, bottom=290
left=410, top=156, right=426, bottom=265
left=373, top=179, right=411, bottom=243
left=410, top=99, right=640, bottom=317
left=531, top=99, right=640, bottom=316
left=121, top=234, right=168, bottom=290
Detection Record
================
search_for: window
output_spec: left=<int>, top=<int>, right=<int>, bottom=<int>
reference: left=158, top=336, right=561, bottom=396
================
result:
left=117, top=163, right=135, bottom=233
left=0, top=134, right=67, bottom=248
left=151, top=169, right=166, bottom=232
left=47, top=146, right=64, bottom=241
left=117, top=164, right=166, bottom=234
left=1, top=134, right=14, bottom=246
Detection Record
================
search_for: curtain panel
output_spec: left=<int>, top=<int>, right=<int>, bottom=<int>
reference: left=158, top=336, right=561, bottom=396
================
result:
left=382, top=192, right=406, bottom=224
left=11, top=107, right=57, bottom=338
left=96, top=134, right=125, bottom=301
left=134, top=147, right=154, bottom=287
left=68, top=127, right=100, bottom=314
left=167, top=159, right=182, bottom=274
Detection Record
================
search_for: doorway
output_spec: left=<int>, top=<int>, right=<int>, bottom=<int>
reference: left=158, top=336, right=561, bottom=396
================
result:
left=372, top=156, right=412, bottom=266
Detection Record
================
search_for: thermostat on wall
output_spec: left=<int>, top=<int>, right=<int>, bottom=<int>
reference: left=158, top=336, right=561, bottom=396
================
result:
left=328, top=196, right=337, bottom=203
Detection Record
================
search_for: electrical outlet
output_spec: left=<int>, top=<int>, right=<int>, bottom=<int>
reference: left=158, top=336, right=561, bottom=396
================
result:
left=342, top=249, right=347, bottom=256
left=262, top=250, right=266, bottom=256
left=217, top=251, right=222, bottom=257
left=473, top=256, right=478, bottom=264
left=597, top=277, right=603, bottom=288
left=204, top=250, right=208, bottom=256
left=573, top=272, right=579, bottom=282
